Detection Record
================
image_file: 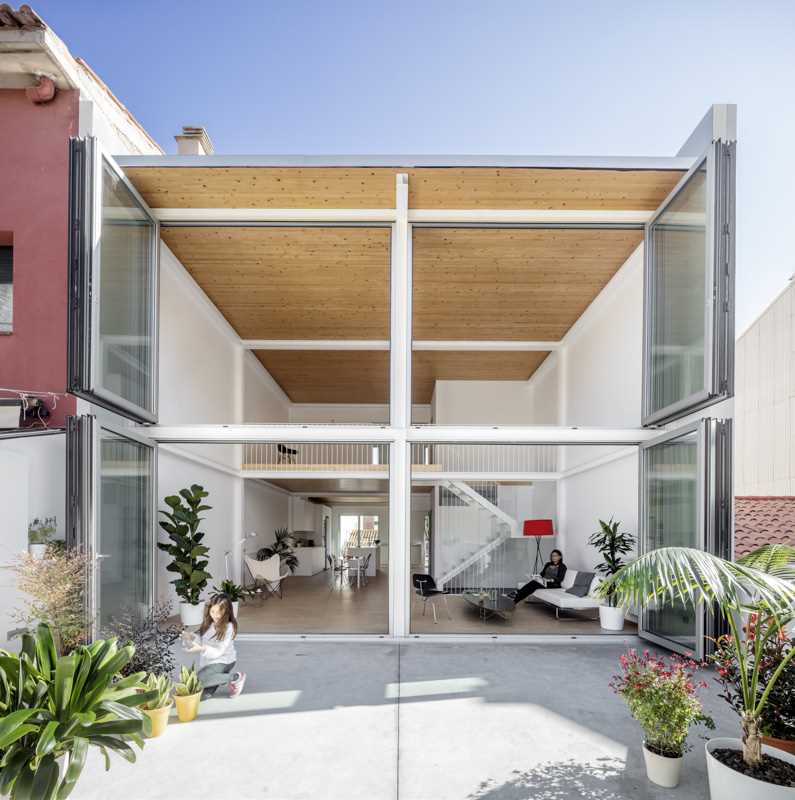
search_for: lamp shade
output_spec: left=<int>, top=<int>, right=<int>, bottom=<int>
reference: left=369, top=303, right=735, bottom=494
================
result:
left=523, top=519, right=554, bottom=537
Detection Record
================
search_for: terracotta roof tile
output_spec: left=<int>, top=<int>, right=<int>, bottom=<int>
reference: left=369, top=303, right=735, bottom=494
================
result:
left=0, top=4, right=45, bottom=30
left=734, top=496, right=795, bottom=558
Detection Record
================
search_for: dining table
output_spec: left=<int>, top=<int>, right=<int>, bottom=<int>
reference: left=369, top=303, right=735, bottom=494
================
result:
left=344, top=555, right=364, bottom=588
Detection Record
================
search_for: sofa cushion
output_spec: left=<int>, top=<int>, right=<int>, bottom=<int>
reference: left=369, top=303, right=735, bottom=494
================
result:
left=560, top=569, right=576, bottom=590
left=566, top=570, right=595, bottom=597
left=534, top=588, right=600, bottom=609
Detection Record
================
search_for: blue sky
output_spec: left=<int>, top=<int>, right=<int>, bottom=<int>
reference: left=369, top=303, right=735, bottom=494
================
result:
left=35, top=0, right=795, bottom=333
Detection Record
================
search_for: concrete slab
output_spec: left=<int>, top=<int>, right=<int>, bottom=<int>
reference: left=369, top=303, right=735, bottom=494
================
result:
left=71, top=640, right=740, bottom=800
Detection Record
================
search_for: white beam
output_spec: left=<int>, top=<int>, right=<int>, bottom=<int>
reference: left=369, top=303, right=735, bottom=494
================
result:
left=406, top=426, right=658, bottom=445
left=143, top=425, right=395, bottom=443
left=413, top=340, right=559, bottom=351
left=154, top=208, right=396, bottom=224
left=408, top=209, right=650, bottom=225
left=242, top=340, right=390, bottom=350
left=389, top=438, right=411, bottom=637
left=242, top=470, right=388, bottom=480
left=412, top=472, right=561, bottom=482
left=243, top=339, right=561, bottom=351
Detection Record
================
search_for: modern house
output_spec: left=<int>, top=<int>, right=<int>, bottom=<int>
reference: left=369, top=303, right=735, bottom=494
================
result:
left=0, top=8, right=736, bottom=658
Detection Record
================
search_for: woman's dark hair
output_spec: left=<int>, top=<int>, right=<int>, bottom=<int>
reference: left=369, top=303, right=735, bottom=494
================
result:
left=550, top=549, right=564, bottom=561
left=199, top=594, right=238, bottom=641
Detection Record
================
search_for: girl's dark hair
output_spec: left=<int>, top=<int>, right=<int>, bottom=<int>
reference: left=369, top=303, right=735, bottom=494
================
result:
left=550, top=549, right=564, bottom=561
left=199, top=594, right=238, bottom=641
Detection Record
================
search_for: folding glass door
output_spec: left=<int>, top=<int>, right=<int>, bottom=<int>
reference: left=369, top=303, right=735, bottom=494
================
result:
left=643, top=137, right=735, bottom=425
left=639, top=418, right=732, bottom=658
left=67, top=416, right=156, bottom=634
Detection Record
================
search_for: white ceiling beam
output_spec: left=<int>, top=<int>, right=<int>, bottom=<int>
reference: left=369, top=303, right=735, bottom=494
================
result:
left=242, top=340, right=560, bottom=351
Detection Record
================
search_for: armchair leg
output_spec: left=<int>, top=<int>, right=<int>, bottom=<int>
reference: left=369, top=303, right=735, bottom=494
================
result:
left=443, top=594, right=452, bottom=621
left=432, top=601, right=438, bottom=624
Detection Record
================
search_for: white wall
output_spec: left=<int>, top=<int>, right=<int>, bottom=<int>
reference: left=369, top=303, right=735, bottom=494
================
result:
left=0, top=434, right=65, bottom=648
left=433, top=381, right=535, bottom=424
left=244, top=355, right=290, bottom=423
left=735, top=281, right=794, bottom=495
left=243, top=481, right=290, bottom=571
left=290, top=404, right=432, bottom=424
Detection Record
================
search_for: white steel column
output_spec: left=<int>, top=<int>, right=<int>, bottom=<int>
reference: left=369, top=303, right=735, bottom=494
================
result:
left=389, top=438, right=411, bottom=636
left=389, top=173, right=412, bottom=636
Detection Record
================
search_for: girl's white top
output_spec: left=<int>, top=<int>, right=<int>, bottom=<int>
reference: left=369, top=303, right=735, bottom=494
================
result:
left=199, top=623, right=237, bottom=668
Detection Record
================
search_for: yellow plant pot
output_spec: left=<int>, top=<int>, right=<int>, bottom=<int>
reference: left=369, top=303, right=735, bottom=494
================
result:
left=174, top=692, right=201, bottom=722
left=143, top=702, right=172, bottom=738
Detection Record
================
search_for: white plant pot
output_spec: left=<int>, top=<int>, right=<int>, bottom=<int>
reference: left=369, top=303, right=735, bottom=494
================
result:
left=642, top=744, right=683, bottom=788
left=28, top=543, right=48, bottom=560
left=706, top=737, right=795, bottom=800
left=599, top=605, right=625, bottom=631
left=232, top=600, right=239, bottom=618
left=179, top=602, right=204, bottom=627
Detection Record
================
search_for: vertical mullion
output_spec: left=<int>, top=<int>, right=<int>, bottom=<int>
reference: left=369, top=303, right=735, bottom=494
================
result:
left=390, top=174, right=410, bottom=428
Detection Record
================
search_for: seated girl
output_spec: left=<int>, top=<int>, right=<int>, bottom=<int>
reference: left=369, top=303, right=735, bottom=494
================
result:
left=509, top=549, right=567, bottom=605
left=184, top=594, right=246, bottom=699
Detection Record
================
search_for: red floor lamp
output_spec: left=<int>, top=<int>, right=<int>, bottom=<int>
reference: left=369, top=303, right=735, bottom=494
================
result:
left=523, top=519, right=554, bottom=574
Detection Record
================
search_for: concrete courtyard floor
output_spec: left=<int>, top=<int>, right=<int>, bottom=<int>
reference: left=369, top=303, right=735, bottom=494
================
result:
left=73, top=639, right=738, bottom=800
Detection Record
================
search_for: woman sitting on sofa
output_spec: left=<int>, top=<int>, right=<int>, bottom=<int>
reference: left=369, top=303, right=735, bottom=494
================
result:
left=509, top=549, right=567, bottom=605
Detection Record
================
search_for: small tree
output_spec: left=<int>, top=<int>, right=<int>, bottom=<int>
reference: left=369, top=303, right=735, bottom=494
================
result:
left=157, top=485, right=212, bottom=606
left=588, top=518, right=636, bottom=607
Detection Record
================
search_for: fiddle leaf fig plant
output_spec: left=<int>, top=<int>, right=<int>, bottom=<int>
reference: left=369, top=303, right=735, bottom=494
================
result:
left=157, top=485, right=212, bottom=606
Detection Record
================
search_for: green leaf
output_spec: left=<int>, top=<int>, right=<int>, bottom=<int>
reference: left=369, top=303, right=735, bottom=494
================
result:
left=30, top=753, right=60, bottom=800
left=0, top=708, right=40, bottom=749
left=190, top=570, right=209, bottom=586
left=53, top=654, right=77, bottom=720
left=89, top=736, right=137, bottom=764
left=0, top=747, right=32, bottom=794
left=56, top=737, right=88, bottom=800
left=164, top=495, right=182, bottom=508
left=34, top=721, right=59, bottom=759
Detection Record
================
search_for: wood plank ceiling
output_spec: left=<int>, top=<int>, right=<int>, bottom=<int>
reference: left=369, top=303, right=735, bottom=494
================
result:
left=130, top=166, right=682, bottom=405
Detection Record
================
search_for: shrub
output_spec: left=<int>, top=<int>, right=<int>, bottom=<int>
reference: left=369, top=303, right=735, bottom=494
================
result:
left=11, top=548, right=89, bottom=654
left=610, top=649, right=714, bottom=758
left=103, top=601, right=183, bottom=678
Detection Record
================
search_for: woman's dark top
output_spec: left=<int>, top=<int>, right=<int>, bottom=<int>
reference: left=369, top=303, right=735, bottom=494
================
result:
left=540, top=561, right=567, bottom=588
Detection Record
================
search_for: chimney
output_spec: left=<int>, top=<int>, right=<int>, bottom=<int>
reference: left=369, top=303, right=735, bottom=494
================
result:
left=174, top=126, right=214, bottom=156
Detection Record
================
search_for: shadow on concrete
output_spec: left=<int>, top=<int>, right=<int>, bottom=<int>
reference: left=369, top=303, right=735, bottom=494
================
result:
left=466, top=757, right=628, bottom=800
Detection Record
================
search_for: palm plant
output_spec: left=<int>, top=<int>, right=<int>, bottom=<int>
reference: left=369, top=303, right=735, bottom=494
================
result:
left=256, top=527, right=299, bottom=574
left=598, top=544, right=795, bottom=768
left=588, top=518, right=636, bottom=607
left=0, top=623, right=155, bottom=799
left=157, top=485, right=212, bottom=606
left=212, top=579, right=244, bottom=602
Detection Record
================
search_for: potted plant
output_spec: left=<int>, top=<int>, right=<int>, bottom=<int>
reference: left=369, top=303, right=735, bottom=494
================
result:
left=601, top=544, right=795, bottom=800
left=257, top=527, right=299, bottom=574
left=212, top=579, right=244, bottom=617
left=26, top=516, right=56, bottom=559
left=174, top=665, right=203, bottom=722
left=140, top=673, right=174, bottom=738
left=0, top=623, right=156, bottom=798
left=611, top=648, right=714, bottom=787
left=12, top=546, right=89, bottom=654
left=157, top=485, right=212, bottom=626
left=715, top=626, right=795, bottom=756
left=588, top=518, right=635, bottom=631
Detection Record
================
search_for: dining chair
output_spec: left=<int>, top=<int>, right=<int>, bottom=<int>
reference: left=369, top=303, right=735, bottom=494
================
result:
left=328, top=554, right=349, bottom=591
left=412, top=573, right=452, bottom=624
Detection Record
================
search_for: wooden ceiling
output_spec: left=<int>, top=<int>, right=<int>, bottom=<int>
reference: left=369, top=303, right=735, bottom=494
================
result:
left=412, top=227, right=643, bottom=340
left=161, top=226, right=390, bottom=339
left=125, top=167, right=683, bottom=211
left=253, top=350, right=549, bottom=404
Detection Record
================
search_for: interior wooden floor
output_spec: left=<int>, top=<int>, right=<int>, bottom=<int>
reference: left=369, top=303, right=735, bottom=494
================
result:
left=234, top=568, right=637, bottom=636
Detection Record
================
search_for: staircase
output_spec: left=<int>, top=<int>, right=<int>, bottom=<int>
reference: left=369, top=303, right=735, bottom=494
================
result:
left=437, top=480, right=518, bottom=590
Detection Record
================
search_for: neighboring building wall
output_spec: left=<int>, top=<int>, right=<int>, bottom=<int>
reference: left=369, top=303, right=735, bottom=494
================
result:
left=0, top=89, right=79, bottom=426
left=735, top=281, right=794, bottom=495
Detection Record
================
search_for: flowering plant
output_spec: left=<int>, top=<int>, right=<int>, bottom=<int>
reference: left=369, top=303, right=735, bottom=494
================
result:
left=713, top=617, right=795, bottom=742
left=610, top=649, right=714, bottom=758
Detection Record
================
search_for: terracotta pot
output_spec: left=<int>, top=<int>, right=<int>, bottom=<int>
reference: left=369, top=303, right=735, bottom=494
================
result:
left=706, top=737, right=795, bottom=800
left=642, top=744, right=683, bottom=788
left=174, top=691, right=201, bottom=723
left=763, top=736, right=795, bottom=757
left=143, top=702, right=172, bottom=738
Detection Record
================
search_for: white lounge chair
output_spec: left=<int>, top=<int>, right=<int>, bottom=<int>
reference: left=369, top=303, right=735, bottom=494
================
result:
left=245, top=554, right=290, bottom=599
left=531, top=570, right=604, bottom=620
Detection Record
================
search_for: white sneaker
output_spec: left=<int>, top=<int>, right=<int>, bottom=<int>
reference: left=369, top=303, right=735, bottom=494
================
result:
left=229, top=671, right=246, bottom=697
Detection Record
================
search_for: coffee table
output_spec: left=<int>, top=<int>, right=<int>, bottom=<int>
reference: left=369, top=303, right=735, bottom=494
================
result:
left=461, top=592, right=515, bottom=623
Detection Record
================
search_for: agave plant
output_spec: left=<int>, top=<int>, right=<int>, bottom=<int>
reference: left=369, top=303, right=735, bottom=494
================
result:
left=140, top=674, right=173, bottom=711
left=0, top=623, right=155, bottom=799
left=598, top=544, right=795, bottom=768
left=174, top=665, right=202, bottom=697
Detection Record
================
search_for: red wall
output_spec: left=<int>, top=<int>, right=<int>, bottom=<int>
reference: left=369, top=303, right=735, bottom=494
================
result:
left=0, top=89, right=78, bottom=427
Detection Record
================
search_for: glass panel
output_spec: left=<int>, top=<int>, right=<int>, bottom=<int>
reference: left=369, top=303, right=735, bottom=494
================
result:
left=98, top=161, right=155, bottom=414
left=643, top=430, right=700, bottom=650
left=648, top=162, right=708, bottom=417
left=0, top=245, right=12, bottom=333
left=98, top=429, right=152, bottom=628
